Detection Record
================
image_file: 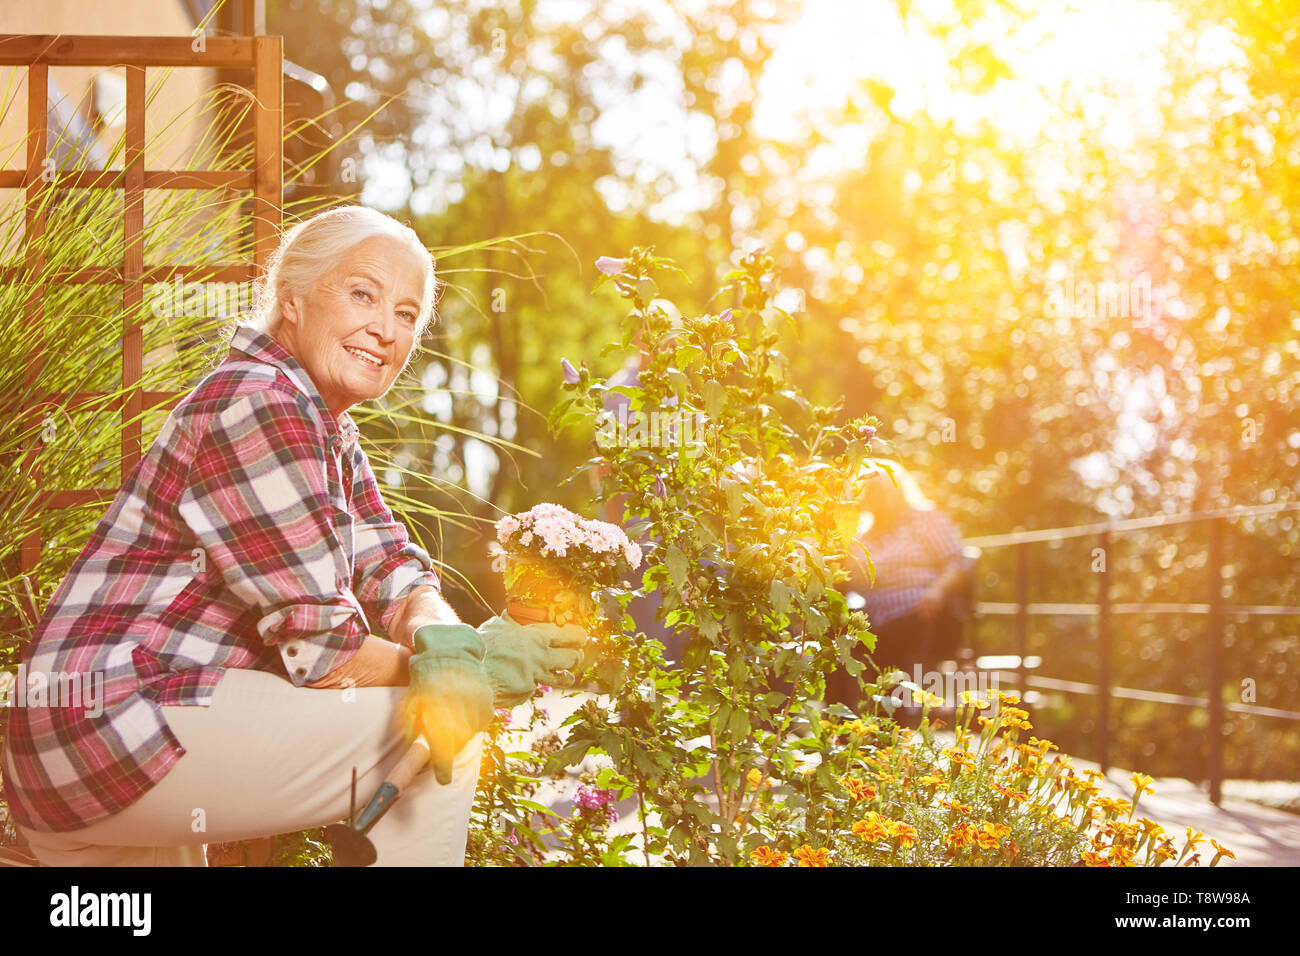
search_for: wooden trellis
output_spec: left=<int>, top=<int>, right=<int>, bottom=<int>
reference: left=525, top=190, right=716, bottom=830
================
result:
left=0, top=32, right=282, bottom=603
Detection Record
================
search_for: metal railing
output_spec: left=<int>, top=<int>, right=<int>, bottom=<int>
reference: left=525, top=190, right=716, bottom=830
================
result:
left=963, top=501, right=1300, bottom=805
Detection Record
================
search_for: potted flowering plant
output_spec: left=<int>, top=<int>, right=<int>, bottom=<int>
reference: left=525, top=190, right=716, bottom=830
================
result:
left=490, top=503, right=642, bottom=633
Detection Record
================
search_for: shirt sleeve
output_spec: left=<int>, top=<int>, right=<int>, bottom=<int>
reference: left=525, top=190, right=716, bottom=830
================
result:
left=176, top=386, right=367, bottom=685
left=347, top=442, right=442, bottom=644
left=923, top=510, right=966, bottom=569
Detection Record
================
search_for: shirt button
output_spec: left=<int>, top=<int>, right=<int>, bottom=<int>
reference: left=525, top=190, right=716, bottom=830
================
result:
left=295, top=667, right=307, bottom=679
left=286, top=645, right=298, bottom=658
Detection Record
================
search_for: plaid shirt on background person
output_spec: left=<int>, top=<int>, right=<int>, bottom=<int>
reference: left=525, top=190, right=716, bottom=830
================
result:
left=850, top=508, right=967, bottom=629
left=1, top=323, right=441, bottom=832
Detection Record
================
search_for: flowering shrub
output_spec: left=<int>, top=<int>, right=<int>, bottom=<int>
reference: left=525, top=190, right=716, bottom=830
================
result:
left=491, top=503, right=642, bottom=631
left=467, top=247, right=1231, bottom=867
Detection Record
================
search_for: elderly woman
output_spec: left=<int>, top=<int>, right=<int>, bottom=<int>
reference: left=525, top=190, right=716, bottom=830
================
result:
left=829, top=460, right=972, bottom=705
left=1, top=205, right=582, bottom=866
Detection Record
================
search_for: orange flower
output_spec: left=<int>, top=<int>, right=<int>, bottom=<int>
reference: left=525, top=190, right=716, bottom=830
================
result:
left=947, top=825, right=975, bottom=848
left=750, top=846, right=787, bottom=867
left=841, top=777, right=876, bottom=802
left=940, top=799, right=972, bottom=815
left=892, top=822, right=917, bottom=848
left=852, top=812, right=891, bottom=844
left=1081, top=851, right=1110, bottom=867
left=794, top=844, right=831, bottom=867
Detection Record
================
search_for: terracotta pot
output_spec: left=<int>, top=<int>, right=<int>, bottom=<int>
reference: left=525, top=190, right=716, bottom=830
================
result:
left=506, top=598, right=550, bottom=625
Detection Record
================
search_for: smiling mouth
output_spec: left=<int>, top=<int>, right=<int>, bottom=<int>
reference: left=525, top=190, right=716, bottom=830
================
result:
left=343, top=345, right=386, bottom=368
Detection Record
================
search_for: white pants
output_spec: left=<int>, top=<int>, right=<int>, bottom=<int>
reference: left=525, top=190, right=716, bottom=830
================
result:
left=16, top=668, right=482, bottom=866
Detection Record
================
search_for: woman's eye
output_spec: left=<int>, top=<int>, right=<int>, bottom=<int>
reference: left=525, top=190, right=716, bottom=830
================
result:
left=352, top=288, right=373, bottom=303
left=399, top=311, right=417, bottom=324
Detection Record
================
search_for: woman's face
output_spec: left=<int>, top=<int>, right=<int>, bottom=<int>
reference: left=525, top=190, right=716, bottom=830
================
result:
left=275, top=235, right=426, bottom=420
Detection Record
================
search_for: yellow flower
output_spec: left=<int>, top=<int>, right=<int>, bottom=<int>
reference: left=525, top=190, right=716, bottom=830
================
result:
left=1028, top=736, right=1058, bottom=753
left=1096, top=796, right=1132, bottom=818
left=1081, top=851, right=1110, bottom=867
left=917, top=774, right=947, bottom=788
left=1154, top=842, right=1177, bottom=862
left=992, top=783, right=1029, bottom=803
left=794, top=844, right=831, bottom=867
left=1130, top=772, right=1155, bottom=800
left=974, top=822, right=1004, bottom=849
left=940, top=799, right=972, bottom=815
left=1185, top=827, right=1205, bottom=851
left=995, top=691, right=1022, bottom=706
left=750, top=846, right=787, bottom=867
left=1209, top=839, right=1236, bottom=863
left=1109, top=845, right=1137, bottom=867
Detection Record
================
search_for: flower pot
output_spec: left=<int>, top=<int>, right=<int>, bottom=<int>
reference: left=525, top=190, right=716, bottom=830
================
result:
left=506, top=598, right=551, bottom=626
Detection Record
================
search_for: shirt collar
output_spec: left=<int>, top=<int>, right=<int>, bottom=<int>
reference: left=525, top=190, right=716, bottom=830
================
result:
left=227, top=322, right=360, bottom=455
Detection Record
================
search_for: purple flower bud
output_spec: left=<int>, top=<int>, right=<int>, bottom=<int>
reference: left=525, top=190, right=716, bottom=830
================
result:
left=858, top=424, right=877, bottom=441
left=561, top=358, right=580, bottom=384
left=654, top=475, right=667, bottom=497
left=596, top=256, right=627, bottom=275
left=718, top=308, right=733, bottom=324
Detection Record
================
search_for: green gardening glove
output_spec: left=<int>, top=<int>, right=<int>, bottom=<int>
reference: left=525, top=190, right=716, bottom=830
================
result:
left=476, top=613, right=588, bottom=707
left=402, top=623, right=494, bottom=785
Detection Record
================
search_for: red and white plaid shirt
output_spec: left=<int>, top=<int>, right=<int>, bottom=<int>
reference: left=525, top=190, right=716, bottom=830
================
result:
left=2, top=323, right=440, bottom=832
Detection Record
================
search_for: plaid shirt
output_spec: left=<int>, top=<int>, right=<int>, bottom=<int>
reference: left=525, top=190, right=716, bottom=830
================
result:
left=852, top=508, right=965, bottom=628
left=2, top=323, right=440, bottom=832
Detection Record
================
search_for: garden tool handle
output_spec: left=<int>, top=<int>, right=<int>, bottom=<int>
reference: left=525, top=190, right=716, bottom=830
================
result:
left=353, top=735, right=431, bottom=833
left=389, top=734, right=432, bottom=790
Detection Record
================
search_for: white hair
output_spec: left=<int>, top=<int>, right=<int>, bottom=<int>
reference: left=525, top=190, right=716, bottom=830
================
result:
left=250, top=205, right=439, bottom=338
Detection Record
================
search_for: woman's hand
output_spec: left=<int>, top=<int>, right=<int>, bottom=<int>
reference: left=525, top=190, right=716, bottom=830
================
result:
left=403, top=623, right=494, bottom=785
left=477, top=614, right=587, bottom=707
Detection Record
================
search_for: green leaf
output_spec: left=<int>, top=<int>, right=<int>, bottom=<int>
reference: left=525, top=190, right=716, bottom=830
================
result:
left=769, top=580, right=791, bottom=614
left=702, top=380, right=726, bottom=418
left=664, top=545, right=689, bottom=589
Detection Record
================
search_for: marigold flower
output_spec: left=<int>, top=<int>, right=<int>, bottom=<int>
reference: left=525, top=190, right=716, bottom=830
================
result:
left=1185, top=827, right=1205, bottom=851
left=947, top=825, right=974, bottom=848
left=1096, top=797, right=1132, bottom=818
left=940, top=799, right=972, bottom=815
left=841, top=777, right=876, bottom=802
left=794, top=844, right=831, bottom=867
left=750, top=846, right=787, bottom=867
left=1209, top=839, right=1236, bottom=863
left=1081, top=851, right=1110, bottom=867
left=1130, top=772, right=1155, bottom=800
left=892, top=822, right=917, bottom=848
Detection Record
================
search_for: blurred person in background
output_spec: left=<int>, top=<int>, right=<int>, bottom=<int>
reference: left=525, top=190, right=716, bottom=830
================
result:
left=829, top=460, right=973, bottom=707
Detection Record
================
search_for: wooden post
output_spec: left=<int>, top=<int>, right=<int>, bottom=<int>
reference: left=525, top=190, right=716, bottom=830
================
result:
left=1206, top=516, right=1225, bottom=806
left=1097, top=529, right=1111, bottom=775
left=1015, top=541, right=1028, bottom=699
left=122, top=65, right=145, bottom=477
left=18, top=61, right=49, bottom=586
left=252, top=34, right=282, bottom=271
